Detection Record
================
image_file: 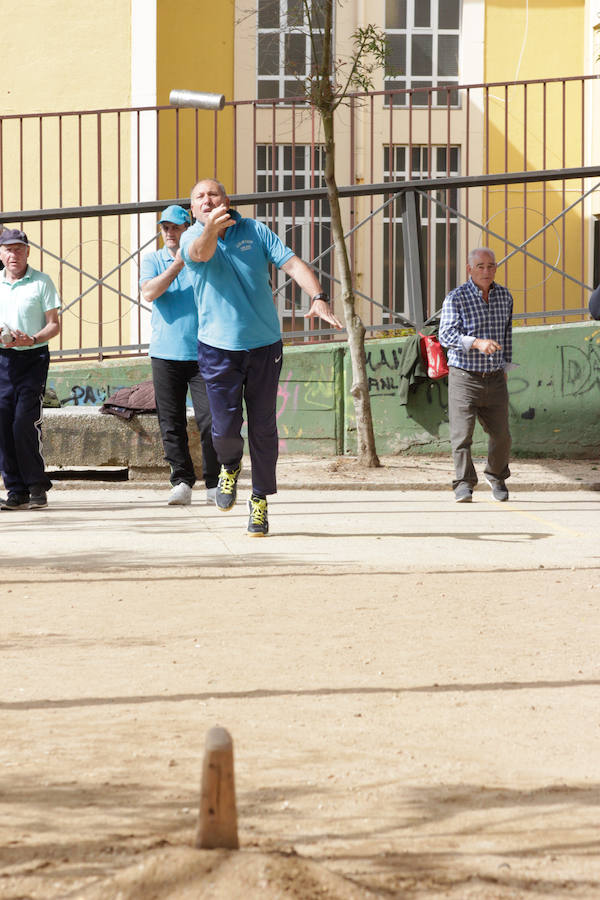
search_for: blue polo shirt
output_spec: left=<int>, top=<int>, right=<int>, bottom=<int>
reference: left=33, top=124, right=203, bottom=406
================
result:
left=139, top=246, right=198, bottom=361
left=179, top=211, right=294, bottom=351
left=0, top=266, right=61, bottom=350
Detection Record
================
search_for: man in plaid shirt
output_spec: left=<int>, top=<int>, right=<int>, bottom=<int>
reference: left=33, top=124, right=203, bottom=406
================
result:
left=439, top=247, right=513, bottom=503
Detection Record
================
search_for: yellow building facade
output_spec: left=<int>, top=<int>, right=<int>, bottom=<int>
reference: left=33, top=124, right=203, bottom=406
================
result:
left=483, top=0, right=598, bottom=320
left=0, top=0, right=235, bottom=354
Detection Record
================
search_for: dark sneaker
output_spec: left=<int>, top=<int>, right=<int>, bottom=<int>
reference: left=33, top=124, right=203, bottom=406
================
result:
left=247, top=495, right=268, bottom=537
left=485, top=475, right=509, bottom=502
left=29, top=491, right=48, bottom=509
left=454, top=484, right=473, bottom=503
left=1, top=494, right=30, bottom=511
left=215, top=464, right=242, bottom=511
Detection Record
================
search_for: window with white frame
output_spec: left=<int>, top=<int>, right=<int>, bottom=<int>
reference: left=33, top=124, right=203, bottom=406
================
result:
left=256, top=143, right=332, bottom=331
left=385, top=0, right=461, bottom=106
left=257, top=0, right=326, bottom=101
left=383, top=145, right=460, bottom=318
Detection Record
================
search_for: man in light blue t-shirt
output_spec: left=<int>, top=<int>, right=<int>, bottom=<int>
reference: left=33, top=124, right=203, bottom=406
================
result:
left=180, top=178, right=343, bottom=536
left=0, top=229, right=61, bottom=510
left=140, top=205, right=219, bottom=506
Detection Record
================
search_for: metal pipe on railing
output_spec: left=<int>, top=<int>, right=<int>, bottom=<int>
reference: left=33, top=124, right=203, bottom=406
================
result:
left=168, top=90, right=225, bottom=110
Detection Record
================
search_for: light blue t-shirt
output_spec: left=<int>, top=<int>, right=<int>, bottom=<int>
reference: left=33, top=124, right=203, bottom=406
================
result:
left=139, top=246, right=198, bottom=361
left=179, top=211, right=294, bottom=351
left=0, top=266, right=61, bottom=351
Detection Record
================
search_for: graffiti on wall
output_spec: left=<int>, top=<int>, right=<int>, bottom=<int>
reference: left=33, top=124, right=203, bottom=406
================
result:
left=303, top=364, right=334, bottom=408
left=561, top=333, right=600, bottom=396
left=275, top=365, right=336, bottom=451
left=365, top=346, right=402, bottom=396
left=56, top=384, right=115, bottom=406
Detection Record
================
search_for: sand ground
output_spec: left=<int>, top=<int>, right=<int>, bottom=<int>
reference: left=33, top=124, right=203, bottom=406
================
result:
left=1, top=455, right=599, bottom=899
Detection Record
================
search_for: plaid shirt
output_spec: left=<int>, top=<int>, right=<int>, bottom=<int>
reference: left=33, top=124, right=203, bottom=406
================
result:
left=439, top=277, right=513, bottom=373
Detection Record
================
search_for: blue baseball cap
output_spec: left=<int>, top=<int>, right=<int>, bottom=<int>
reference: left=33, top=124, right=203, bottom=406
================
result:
left=158, top=205, right=190, bottom=226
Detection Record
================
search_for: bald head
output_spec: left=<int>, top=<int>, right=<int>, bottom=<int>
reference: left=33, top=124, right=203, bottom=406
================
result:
left=190, top=179, right=230, bottom=224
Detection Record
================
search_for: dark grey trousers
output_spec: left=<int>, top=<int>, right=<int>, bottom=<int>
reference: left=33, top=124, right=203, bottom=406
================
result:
left=447, top=366, right=511, bottom=489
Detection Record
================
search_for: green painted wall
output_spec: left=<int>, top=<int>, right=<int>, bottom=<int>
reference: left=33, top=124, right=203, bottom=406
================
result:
left=47, top=321, right=600, bottom=459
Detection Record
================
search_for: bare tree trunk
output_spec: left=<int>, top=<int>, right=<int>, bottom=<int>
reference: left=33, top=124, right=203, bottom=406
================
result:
left=304, top=0, right=380, bottom=465
left=321, top=109, right=380, bottom=467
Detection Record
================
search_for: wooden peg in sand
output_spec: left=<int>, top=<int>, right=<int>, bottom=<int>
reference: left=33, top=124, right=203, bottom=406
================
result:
left=195, top=726, right=239, bottom=850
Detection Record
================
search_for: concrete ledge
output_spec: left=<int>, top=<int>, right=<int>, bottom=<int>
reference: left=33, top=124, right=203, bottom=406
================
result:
left=42, top=407, right=203, bottom=481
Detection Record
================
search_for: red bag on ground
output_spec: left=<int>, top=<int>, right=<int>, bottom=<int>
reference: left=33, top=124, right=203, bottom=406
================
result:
left=419, top=332, right=449, bottom=379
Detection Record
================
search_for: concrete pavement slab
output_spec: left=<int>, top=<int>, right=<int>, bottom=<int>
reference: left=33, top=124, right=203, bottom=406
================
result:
left=3, top=485, right=599, bottom=576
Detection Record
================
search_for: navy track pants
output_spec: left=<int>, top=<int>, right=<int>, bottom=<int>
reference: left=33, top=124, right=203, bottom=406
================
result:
left=197, top=339, right=283, bottom=496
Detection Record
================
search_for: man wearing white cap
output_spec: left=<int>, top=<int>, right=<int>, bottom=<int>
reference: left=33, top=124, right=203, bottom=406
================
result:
left=0, top=228, right=61, bottom=510
left=140, top=206, right=219, bottom=505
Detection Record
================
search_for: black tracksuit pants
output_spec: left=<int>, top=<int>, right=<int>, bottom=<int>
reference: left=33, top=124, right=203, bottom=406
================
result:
left=151, top=356, right=220, bottom=489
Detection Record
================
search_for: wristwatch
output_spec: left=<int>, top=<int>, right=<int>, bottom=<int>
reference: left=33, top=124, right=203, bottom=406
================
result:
left=312, top=292, right=330, bottom=303
left=31, top=335, right=37, bottom=345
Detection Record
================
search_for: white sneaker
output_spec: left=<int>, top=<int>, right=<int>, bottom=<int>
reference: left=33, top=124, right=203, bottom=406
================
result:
left=167, top=483, right=192, bottom=506
left=206, top=486, right=217, bottom=505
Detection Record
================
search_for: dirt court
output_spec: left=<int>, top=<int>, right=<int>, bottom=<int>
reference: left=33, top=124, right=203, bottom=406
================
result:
left=1, top=457, right=600, bottom=899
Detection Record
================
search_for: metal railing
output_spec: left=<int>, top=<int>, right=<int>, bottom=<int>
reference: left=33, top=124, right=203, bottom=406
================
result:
left=0, top=74, right=598, bottom=360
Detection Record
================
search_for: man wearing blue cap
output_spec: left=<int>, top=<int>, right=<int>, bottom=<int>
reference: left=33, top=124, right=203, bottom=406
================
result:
left=140, top=206, right=219, bottom=505
left=0, top=228, right=61, bottom=510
